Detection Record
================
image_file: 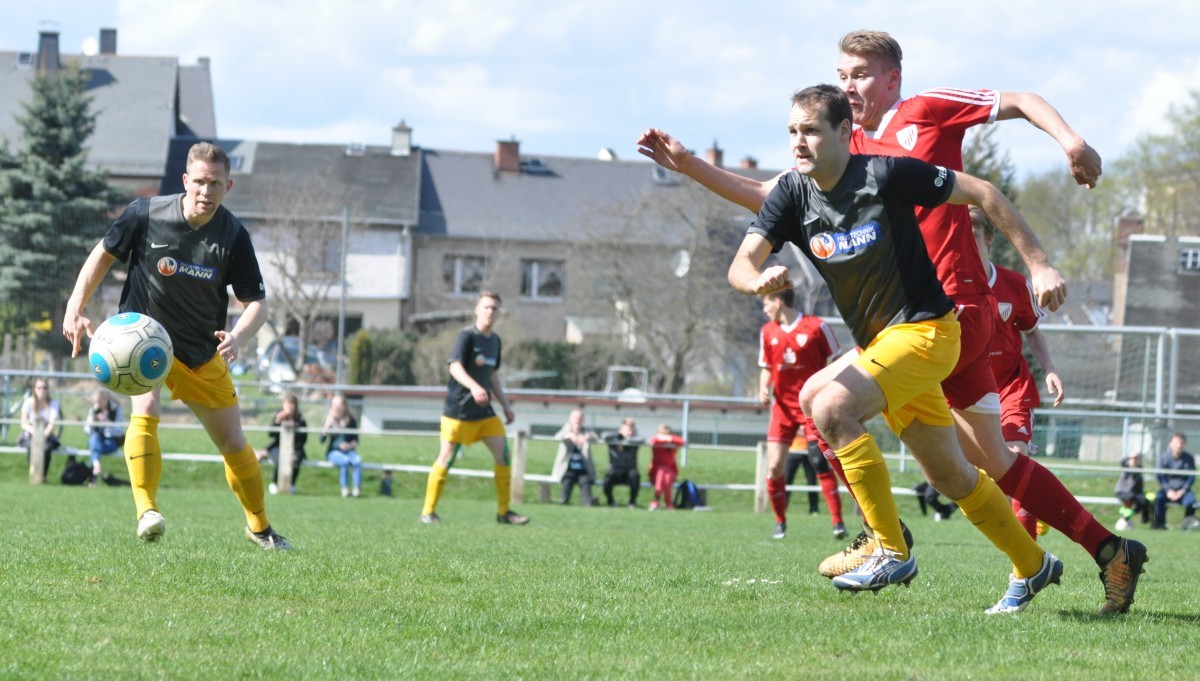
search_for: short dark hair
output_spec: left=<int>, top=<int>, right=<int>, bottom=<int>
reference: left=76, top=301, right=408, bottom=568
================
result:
left=792, top=84, right=853, bottom=131
left=1172, top=432, right=1188, bottom=444
left=478, top=290, right=501, bottom=305
left=186, top=141, right=231, bottom=175
left=839, top=30, right=903, bottom=71
left=765, top=288, right=796, bottom=309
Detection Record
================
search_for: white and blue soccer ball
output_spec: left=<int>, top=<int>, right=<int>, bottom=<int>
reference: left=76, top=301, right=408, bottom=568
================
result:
left=88, top=313, right=174, bottom=396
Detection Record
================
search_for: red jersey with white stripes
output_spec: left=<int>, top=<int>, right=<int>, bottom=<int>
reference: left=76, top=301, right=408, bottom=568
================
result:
left=988, top=263, right=1045, bottom=407
left=849, top=88, right=1000, bottom=298
left=759, top=315, right=841, bottom=412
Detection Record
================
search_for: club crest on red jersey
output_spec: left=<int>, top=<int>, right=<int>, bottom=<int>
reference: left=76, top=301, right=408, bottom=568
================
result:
left=998, top=302, right=1013, bottom=322
left=896, top=124, right=918, bottom=151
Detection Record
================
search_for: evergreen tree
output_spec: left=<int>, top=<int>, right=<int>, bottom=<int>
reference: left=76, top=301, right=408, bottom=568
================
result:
left=0, top=62, right=123, bottom=342
left=962, top=125, right=1021, bottom=270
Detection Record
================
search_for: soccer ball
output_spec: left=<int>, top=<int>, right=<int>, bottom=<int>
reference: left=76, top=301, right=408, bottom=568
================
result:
left=88, top=313, right=174, bottom=396
left=1114, top=517, right=1133, bottom=532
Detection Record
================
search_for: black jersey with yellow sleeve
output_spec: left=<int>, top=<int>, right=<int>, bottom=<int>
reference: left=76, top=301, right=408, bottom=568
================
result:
left=442, top=325, right=503, bottom=421
left=102, top=195, right=266, bottom=369
left=748, top=155, right=955, bottom=348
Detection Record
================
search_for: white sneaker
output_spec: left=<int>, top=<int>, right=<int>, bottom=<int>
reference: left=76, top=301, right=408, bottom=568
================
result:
left=268, top=482, right=279, bottom=495
left=137, top=510, right=166, bottom=542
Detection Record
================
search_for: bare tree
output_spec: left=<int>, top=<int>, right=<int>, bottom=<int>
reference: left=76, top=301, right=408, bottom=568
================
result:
left=254, top=177, right=358, bottom=377
left=581, top=178, right=761, bottom=394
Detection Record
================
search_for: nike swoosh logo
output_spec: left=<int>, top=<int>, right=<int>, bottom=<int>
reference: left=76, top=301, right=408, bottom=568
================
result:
left=869, top=358, right=889, bottom=372
left=151, top=242, right=168, bottom=249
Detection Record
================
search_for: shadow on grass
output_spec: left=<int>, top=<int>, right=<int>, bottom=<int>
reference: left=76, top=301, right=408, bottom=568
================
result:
left=1056, top=609, right=1200, bottom=624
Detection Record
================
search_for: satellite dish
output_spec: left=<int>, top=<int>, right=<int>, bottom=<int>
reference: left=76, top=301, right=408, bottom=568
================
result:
left=671, top=249, right=691, bottom=278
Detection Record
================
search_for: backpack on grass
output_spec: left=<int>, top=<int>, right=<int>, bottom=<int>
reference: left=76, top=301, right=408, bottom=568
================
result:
left=674, top=479, right=706, bottom=509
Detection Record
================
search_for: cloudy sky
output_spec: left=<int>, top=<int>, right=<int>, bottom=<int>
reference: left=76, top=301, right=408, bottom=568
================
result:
left=3, top=0, right=1198, bottom=179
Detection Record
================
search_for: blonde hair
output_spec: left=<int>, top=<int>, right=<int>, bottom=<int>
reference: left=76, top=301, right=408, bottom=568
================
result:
left=839, top=30, right=903, bottom=71
left=657, top=424, right=674, bottom=435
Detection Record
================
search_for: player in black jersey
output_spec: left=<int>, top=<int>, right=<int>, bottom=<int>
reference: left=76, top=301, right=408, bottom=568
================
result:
left=727, top=85, right=1061, bottom=611
left=63, top=142, right=290, bottom=550
left=420, top=291, right=530, bottom=525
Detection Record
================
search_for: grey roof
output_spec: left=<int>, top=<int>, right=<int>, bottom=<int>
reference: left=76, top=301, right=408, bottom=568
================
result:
left=161, top=138, right=422, bottom=226
left=0, top=50, right=184, bottom=178
left=177, top=62, right=216, bottom=138
left=418, top=148, right=779, bottom=244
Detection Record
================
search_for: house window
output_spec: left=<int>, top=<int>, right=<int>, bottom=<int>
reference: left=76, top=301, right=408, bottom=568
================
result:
left=1180, top=248, right=1200, bottom=274
left=521, top=260, right=564, bottom=300
left=444, top=255, right=486, bottom=295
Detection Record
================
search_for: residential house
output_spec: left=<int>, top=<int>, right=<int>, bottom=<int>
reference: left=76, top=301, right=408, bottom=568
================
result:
left=0, top=28, right=215, bottom=196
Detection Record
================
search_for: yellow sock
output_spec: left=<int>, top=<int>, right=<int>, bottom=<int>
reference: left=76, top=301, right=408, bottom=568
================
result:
left=835, top=433, right=905, bottom=559
left=225, top=444, right=269, bottom=533
left=495, top=464, right=512, bottom=516
left=954, top=469, right=1044, bottom=578
left=124, top=414, right=162, bottom=520
left=423, top=464, right=448, bottom=516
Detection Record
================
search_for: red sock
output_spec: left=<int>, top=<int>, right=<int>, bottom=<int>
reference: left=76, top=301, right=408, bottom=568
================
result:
left=1011, top=497, right=1039, bottom=539
left=817, top=470, right=843, bottom=524
left=996, top=453, right=1113, bottom=560
left=767, top=476, right=788, bottom=523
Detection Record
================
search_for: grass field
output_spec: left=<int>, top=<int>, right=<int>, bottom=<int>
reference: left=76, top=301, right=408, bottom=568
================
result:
left=3, top=436, right=1198, bottom=680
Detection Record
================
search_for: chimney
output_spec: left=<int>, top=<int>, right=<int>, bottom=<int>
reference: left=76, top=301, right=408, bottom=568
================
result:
left=495, top=137, right=520, bottom=173
left=739, top=156, right=758, bottom=170
left=99, top=28, right=117, bottom=55
left=392, top=120, right=413, bottom=156
left=1113, top=214, right=1145, bottom=274
left=705, top=139, right=724, bottom=168
left=37, top=31, right=61, bottom=71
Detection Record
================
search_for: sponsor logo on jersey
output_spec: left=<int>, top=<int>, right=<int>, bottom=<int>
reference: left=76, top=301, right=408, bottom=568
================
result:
left=998, top=302, right=1013, bottom=322
left=157, top=257, right=215, bottom=281
left=782, top=348, right=796, bottom=365
left=808, top=223, right=880, bottom=260
left=897, top=124, right=918, bottom=151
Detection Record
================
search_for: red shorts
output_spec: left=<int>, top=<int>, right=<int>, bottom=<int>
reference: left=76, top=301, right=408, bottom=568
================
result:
left=1000, top=401, right=1036, bottom=444
left=941, top=297, right=1000, bottom=411
left=767, top=402, right=805, bottom=443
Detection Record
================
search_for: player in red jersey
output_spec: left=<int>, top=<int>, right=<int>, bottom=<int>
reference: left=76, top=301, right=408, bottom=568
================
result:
left=636, top=30, right=1145, bottom=615
left=972, top=206, right=1065, bottom=537
left=757, top=288, right=841, bottom=539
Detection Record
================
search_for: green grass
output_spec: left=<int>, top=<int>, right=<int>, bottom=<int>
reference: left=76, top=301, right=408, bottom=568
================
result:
left=3, top=442, right=1198, bottom=681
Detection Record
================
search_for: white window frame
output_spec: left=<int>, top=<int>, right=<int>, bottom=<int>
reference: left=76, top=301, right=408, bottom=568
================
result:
left=520, top=259, right=565, bottom=302
left=444, top=255, right=487, bottom=296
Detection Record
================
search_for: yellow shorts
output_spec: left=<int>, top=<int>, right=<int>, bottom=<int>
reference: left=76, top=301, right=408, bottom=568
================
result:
left=165, top=353, right=239, bottom=409
left=440, top=415, right=506, bottom=445
left=856, top=313, right=960, bottom=434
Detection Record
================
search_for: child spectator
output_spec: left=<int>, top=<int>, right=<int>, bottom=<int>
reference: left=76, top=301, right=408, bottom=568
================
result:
left=647, top=424, right=685, bottom=510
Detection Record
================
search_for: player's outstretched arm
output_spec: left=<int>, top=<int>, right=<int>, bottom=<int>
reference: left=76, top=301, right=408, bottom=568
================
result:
left=1024, top=327, right=1065, bottom=407
left=63, top=242, right=117, bottom=358
left=998, top=91, right=1101, bottom=188
left=636, top=128, right=780, bottom=213
left=949, top=172, right=1066, bottom=311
